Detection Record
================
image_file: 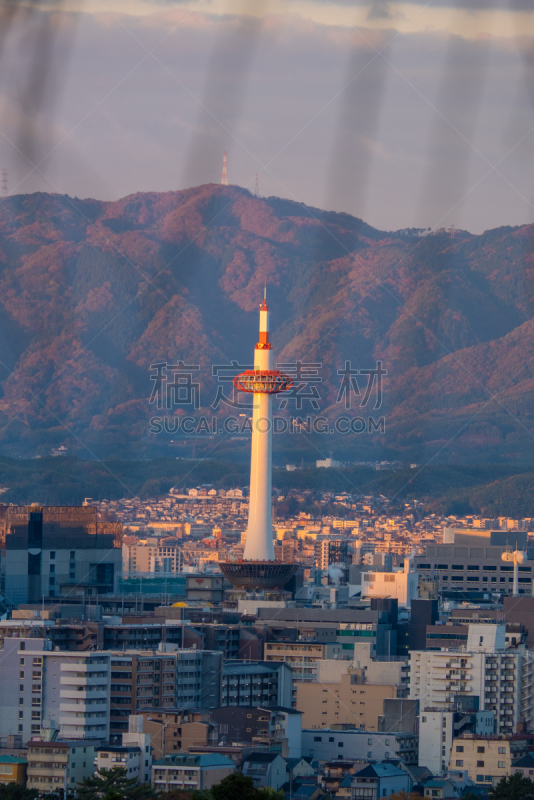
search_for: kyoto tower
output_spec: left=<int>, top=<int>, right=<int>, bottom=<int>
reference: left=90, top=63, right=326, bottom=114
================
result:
left=220, top=283, right=299, bottom=590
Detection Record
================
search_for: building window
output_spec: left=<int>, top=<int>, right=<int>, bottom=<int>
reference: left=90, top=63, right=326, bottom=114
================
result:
left=477, top=761, right=484, bottom=768
left=50, top=552, right=55, bottom=559
left=498, top=762, right=505, bottom=769
left=477, top=747, right=485, bottom=753
left=456, top=746, right=464, bottom=753
left=456, top=761, right=463, bottom=767
left=476, top=776, right=484, bottom=783
left=498, top=748, right=506, bottom=754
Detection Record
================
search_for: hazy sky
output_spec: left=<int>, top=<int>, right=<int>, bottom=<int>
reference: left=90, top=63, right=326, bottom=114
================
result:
left=1, top=0, right=534, bottom=233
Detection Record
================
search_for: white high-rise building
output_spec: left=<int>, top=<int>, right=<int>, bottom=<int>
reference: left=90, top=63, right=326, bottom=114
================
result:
left=409, top=625, right=522, bottom=737
left=419, top=708, right=495, bottom=774
left=0, top=638, right=111, bottom=742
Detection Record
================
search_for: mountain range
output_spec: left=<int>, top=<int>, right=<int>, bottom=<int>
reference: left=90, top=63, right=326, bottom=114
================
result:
left=0, top=184, right=533, bottom=464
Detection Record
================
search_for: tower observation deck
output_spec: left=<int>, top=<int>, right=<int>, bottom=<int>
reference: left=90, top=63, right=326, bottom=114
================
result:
left=220, top=284, right=298, bottom=590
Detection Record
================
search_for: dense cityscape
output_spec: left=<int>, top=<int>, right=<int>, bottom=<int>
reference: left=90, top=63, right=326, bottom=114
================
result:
left=0, top=298, right=533, bottom=800
left=1, top=1, right=533, bottom=798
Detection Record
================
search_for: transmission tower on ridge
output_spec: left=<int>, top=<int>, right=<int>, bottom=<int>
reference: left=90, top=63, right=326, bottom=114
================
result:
left=221, top=151, right=228, bottom=185
left=1, top=169, right=8, bottom=197
left=254, top=172, right=259, bottom=197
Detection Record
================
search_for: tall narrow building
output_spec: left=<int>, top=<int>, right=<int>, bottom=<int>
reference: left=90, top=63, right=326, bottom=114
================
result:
left=221, top=151, right=228, bottom=185
left=221, top=284, right=297, bottom=589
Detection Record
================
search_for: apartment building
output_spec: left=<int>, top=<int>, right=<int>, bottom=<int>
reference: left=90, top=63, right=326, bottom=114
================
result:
left=0, top=637, right=221, bottom=744
left=221, top=662, right=293, bottom=708
left=295, top=671, right=396, bottom=731
left=122, top=538, right=182, bottom=577
left=409, top=625, right=521, bottom=736
left=0, top=638, right=111, bottom=742
left=108, top=649, right=222, bottom=740
left=264, top=641, right=344, bottom=681
left=152, top=753, right=235, bottom=792
left=301, top=729, right=418, bottom=764
left=26, top=740, right=98, bottom=792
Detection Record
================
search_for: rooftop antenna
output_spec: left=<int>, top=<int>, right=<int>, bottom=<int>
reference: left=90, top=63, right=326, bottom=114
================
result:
left=1, top=169, right=8, bottom=197
left=221, top=152, right=228, bottom=186
left=254, top=172, right=259, bottom=197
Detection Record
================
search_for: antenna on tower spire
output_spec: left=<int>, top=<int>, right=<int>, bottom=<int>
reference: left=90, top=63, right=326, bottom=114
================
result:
left=221, top=152, right=228, bottom=186
left=254, top=172, right=259, bottom=197
left=1, top=169, right=8, bottom=197
left=264, top=276, right=267, bottom=301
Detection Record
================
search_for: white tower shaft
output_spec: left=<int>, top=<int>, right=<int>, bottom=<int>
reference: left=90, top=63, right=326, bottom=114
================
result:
left=243, top=296, right=275, bottom=561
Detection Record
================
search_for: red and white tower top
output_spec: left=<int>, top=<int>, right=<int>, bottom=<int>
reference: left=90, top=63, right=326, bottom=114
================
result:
left=233, top=281, right=293, bottom=394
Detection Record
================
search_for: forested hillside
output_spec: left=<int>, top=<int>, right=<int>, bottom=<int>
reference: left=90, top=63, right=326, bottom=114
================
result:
left=0, top=185, right=532, bottom=463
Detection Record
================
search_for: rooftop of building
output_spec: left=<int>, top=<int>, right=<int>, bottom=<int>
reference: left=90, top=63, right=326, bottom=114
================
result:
left=223, top=660, right=290, bottom=674
left=0, top=756, right=27, bottom=764
left=260, top=706, right=302, bottom=715
left=154, top=753, right=235, bottom=768
left=512, top=753, right=534, bottom=768
left=353, top=762, right=408, bottom=779
left=27, top=740, right=100, bottom=749
left=243, top=752, right=283, bottom=764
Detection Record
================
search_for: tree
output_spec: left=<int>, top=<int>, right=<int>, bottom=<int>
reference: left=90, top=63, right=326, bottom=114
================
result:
left=489, top=773, right=534, bottom=800
left=209, top=774, right=284, bottom=800
left=389, top=793, right=430, bottom=800
left=75, top=767, right=157, bottom=800
left=211, top=774, right=258, bottom=800
left=0, top=786, right=39, bottom=800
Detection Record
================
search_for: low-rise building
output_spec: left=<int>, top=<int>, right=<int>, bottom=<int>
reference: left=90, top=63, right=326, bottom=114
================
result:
left=242, top=752, right=288, bottom=790
left=449, top=735, right=517, bottom=787
left=95, top=746, right=147, bottom=782
left=348, top=762, right=412, bottom=800
left=0, top=755, right=27, bottom=785
left=140, top=709, right=218, bottom=760
left=152, top=753, right=235, bottom=792
left=302, top=729, right=418, bottom=764
left=511, top=752, right=534, bottom=780
left=26, top=740, right=98, bottom=792
left=95, top=714, right=152, bottom=783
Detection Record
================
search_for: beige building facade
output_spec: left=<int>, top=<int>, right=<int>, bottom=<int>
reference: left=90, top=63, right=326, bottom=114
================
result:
left=449, top=736, right=511, bottom=787
left=140, top=710, right=218, bottom=760
left=295, top=671, right=396, bottom=730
